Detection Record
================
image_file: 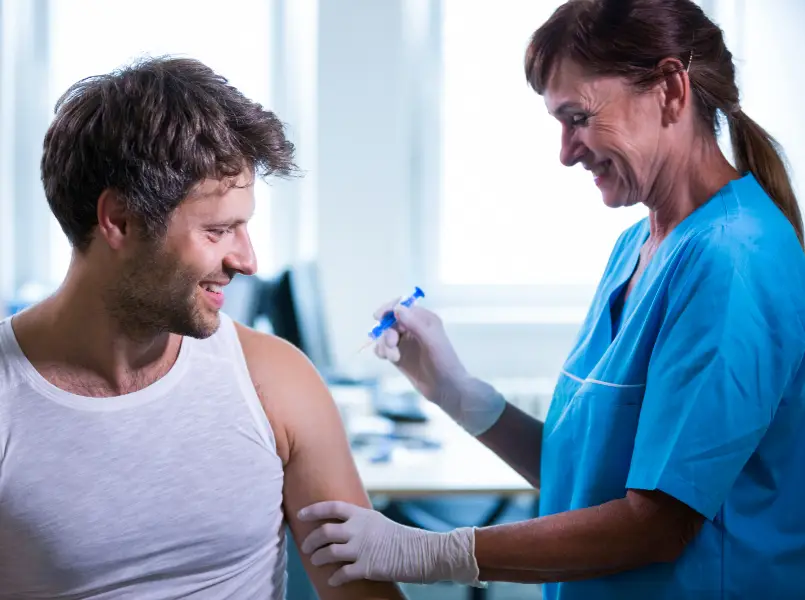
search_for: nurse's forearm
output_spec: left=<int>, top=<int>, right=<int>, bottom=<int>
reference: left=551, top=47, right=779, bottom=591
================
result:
left=473, top=489, right=703, bottom=580
left=476, top=400, right=543, bottom=488
left=479, top=567, right=625, bottom=584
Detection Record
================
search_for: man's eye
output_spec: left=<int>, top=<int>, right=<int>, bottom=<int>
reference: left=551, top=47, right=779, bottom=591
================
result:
left=207, top=228, right=229, bottom=239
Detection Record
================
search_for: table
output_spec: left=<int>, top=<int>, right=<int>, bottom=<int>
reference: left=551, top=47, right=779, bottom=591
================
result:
left=330, top=383, right=548, bottom=600
left=331, top=384, right=541, bottom=499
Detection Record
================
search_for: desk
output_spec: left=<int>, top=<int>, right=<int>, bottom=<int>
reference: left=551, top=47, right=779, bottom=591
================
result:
left=331, top=385, right=541, bottom=499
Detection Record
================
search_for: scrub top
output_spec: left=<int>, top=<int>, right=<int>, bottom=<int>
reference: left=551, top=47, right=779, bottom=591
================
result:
left=540, top=173, right=805, bottom=600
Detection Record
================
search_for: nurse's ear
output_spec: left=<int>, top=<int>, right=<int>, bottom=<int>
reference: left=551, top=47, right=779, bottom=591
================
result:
left=655, top=57, right=691, bottom=127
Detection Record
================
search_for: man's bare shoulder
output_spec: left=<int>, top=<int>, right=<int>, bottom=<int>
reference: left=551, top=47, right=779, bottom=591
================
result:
left=234, top=323, right=406, bottom=600
left=233, top=322, right=329, bottom=396
left=233, top=322, right=334, bottom=463
left=233, top=326, right=405, bottom=600
left=234, top=322, right=315, bottom=378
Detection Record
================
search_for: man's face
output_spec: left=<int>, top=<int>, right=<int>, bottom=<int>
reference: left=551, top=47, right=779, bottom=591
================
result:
left=108, top=173, right=257, bottom=339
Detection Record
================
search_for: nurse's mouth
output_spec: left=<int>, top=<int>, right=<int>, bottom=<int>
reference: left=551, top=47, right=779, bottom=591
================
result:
left=591, top=160, right=612, bottom=187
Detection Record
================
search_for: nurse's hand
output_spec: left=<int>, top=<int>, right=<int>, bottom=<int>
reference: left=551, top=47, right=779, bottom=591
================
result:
left=372, top=298, right=468, bottom=404
left=372, top=298, right=506, bottom=436
left=297, top=500, right=481, bottom=587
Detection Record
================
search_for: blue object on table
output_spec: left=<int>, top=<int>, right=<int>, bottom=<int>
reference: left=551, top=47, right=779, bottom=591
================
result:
left=373, top=389, right=429, bottom=423
left=351, top=431, right=441, bottom=463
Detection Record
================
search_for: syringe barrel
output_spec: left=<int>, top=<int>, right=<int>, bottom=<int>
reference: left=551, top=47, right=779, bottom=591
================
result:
left=368, top=287, right=425, bottom=340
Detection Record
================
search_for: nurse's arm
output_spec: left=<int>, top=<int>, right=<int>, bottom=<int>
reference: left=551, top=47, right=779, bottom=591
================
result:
left=455, top=377, right=543, bottom=488
left=473, top=488, right=704, bottom=582
left=476, top=400, right=543, bottom=488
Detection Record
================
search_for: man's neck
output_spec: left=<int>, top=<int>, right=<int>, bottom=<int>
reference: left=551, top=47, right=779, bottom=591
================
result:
left=12, top=277, right=181, bottom=397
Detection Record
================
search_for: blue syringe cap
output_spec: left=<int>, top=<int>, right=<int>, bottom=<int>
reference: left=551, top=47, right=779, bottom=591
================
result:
left=413, top=286, right=425, bottom=299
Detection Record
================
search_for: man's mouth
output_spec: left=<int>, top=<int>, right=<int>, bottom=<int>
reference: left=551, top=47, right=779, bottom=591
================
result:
left=201, top=283, right=224, bottom=294
left=199, top=281, right=227, bottom=310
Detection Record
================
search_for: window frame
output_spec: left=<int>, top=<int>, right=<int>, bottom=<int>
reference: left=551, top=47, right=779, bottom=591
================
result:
left=412, top=0, right=616, bottom=315
left=2, top=0, right=309, bottom=302
left=413, top=0, right=724, bottom=316
left=1, top=0, right=52, bottom=300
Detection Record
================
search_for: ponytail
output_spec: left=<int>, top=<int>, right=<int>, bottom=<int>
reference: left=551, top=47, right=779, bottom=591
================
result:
left=728, top=110, right=804, bottom=248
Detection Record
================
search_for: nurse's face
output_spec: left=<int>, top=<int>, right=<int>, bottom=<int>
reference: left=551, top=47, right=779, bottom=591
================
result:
left=543, top=59, right=668, bottom=209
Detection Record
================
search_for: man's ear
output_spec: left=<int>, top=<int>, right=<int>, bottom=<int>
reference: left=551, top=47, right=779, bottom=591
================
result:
left=656, top=57, right=690, bottom=126
left=96, top=189, right=133, bottom=250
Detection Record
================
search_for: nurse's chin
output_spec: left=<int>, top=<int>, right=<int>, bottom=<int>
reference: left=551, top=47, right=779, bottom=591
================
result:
left=600, top=188, right=629, bottom=209
left=595, top=175, right=624, bottom=208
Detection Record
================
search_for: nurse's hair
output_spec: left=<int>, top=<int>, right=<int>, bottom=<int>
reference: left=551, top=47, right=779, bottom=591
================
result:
left=525, top=0, right=804, bottom=248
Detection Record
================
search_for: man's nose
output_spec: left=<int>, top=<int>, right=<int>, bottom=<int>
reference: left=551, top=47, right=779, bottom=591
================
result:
left=225, top=229, right=257, bottom=276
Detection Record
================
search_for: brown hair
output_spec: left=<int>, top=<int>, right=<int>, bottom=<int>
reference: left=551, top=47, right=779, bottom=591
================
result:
left=42, top=56, right=298, bottom=251
left=524, top=0, right=803, bottom=246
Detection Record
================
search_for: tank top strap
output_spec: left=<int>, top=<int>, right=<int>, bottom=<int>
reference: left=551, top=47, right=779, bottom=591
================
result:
left=214, top=312, right=279, bottom=453
left=0, top=317, right=25, bottom=392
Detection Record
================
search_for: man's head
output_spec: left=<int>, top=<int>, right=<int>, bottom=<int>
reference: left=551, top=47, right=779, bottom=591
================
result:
left=41, top=56, right=296, bottom=338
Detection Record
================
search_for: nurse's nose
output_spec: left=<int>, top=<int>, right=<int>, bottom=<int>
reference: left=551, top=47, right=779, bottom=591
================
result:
left=559, top=124, right=586, bottom=167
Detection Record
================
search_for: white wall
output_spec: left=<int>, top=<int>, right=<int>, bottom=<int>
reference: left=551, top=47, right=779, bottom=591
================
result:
left=736, top=0, right=805, bottom=199
left=310, top=0, right=421, bottom=379
left=4, top=0, right=802, bottom=384
left=0, top=0, right=52, bottom=309
left=306, top=0, right=805, bottom=385
left=306, top=0, right=579, bottom=382
left=0, top=0, right=15, bottom=309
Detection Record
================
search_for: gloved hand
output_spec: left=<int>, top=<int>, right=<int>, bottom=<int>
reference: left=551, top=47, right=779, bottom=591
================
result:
left=297, top=501, right=483, bottom=587
left=371, top=298, right=506, bottom=436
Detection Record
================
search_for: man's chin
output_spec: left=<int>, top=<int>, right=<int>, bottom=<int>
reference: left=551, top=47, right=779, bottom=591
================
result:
left=169, top=309, right=221, bottom=340
left=187, top=315, right=221, bottom=340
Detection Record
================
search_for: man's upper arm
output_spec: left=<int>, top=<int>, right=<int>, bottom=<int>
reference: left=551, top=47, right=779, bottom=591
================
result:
left=236, top=325, right=405, bottom=600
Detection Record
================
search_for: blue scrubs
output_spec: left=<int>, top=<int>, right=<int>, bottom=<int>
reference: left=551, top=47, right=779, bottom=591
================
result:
left=540, top=173, right=805, bottom=599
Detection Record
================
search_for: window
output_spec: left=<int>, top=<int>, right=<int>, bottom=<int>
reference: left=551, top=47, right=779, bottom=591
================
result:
left=432, top=0, right=646, bottom=304
left=46, top=0, right=276, bottom=285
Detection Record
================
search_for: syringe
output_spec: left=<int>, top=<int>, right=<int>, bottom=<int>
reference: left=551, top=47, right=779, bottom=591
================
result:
left=358, top=287, right=425, bottom=352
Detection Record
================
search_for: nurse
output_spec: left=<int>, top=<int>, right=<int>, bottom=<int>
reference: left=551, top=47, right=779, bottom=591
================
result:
left=299, top=0, right=805, bottom=598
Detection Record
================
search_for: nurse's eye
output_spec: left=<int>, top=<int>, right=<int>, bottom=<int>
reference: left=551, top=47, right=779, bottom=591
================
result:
left=570, top=113, right=591, bottom=127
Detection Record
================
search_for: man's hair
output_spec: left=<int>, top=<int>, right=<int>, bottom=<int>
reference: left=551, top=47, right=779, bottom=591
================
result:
left=41, top=56, right=297, bottom=250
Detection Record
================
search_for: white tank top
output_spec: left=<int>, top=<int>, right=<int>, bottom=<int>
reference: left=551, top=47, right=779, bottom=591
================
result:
left=0, top=313, right=287, bottom=599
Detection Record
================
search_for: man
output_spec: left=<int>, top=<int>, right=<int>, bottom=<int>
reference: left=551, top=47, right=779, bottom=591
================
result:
left=0, top=56, right=404, bottom=600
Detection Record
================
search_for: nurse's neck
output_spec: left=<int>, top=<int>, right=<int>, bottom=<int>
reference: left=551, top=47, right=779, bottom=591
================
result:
left=644, top=135, right=740, bottom=246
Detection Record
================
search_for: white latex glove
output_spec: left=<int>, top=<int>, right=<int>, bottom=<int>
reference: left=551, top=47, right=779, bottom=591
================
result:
left=371, top=298, right=506, bottom=436
left=297, top=501, right=483, bottom=588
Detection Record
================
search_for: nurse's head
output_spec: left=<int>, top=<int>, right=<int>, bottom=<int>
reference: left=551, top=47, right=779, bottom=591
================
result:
left=526, top=0, right=803, bottom=245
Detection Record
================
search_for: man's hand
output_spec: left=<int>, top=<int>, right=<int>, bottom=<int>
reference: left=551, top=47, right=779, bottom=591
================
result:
left=297, top=501, right=483, bottom=587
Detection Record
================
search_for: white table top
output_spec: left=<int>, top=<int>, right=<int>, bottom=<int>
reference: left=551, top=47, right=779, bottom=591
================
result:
left=332, top=384, right=540, bottom=498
